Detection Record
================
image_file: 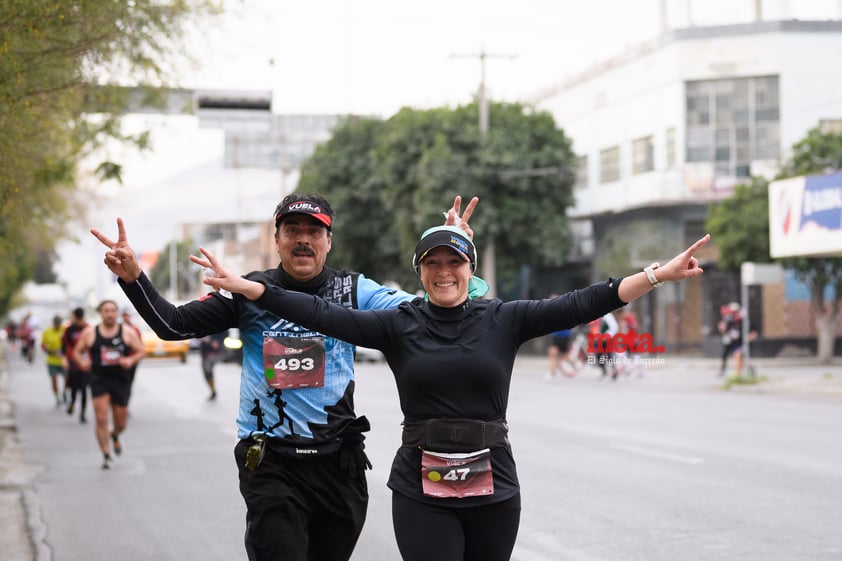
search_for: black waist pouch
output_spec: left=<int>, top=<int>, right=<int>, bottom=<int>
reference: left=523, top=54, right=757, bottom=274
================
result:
left=401, top=418, right=509, bottom=453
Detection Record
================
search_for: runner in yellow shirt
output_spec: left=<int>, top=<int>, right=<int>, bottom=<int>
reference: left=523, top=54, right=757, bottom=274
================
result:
left=40, top=315, right=67, bottom=406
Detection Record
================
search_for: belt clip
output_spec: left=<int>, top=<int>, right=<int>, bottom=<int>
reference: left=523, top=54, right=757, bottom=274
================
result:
left=245, top=434, right=267, bottom=471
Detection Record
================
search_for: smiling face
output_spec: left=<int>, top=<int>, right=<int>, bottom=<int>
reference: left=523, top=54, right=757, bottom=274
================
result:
left=275, top=214, right=332, bottom=282
left=418, top=246, right=472, bottom=307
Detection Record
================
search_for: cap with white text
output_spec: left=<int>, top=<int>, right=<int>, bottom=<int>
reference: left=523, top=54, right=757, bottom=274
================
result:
left=274, top=198, right=333, bottom=229
left=412, top=226, right=477, bottom=272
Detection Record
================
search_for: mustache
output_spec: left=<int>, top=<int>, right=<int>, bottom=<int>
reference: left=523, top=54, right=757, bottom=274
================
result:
left=291, top=244, right=315, bottom=257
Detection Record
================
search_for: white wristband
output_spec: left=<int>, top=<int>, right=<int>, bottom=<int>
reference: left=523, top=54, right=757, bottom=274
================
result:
left=644, top=262, right=664, bottom=287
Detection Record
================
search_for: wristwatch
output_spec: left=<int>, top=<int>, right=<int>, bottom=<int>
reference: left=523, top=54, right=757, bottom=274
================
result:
left=643, top=262, right=664, bottom=287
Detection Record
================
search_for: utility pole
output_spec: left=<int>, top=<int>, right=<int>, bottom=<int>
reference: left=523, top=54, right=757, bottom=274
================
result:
left=449, top=49, right=516, bottom=299
left=169, top=235, right=177, bottom=300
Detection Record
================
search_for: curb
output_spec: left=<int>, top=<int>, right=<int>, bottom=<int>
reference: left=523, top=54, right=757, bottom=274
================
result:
left=0, top=348, right=37, bottom=561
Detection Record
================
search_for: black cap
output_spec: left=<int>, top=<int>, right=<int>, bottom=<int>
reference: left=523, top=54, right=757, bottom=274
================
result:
left=412, top=226, right=477, bottom=272
left=274, top=198, right=333, bottom=229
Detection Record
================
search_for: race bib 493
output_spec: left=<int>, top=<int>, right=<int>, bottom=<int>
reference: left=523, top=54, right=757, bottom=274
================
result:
left=262, top=336, right=326, bottom=389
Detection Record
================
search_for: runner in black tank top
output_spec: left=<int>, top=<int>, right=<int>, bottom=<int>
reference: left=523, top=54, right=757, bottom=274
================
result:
left=72, top=300, right=144, bottom=469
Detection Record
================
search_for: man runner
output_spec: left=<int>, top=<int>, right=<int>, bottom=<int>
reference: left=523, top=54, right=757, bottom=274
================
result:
left=91, top=193, right=476, bottom=561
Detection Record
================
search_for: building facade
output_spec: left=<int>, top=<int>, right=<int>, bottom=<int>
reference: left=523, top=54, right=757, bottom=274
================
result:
left=534, top=19, right=842, bottom=355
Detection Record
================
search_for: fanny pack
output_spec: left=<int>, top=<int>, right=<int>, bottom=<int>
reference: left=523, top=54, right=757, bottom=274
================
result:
left=401, top=418, right=509, bottom=453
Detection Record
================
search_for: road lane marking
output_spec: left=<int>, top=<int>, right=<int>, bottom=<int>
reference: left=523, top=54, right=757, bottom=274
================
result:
left=610, top=443, right=705, bottom=464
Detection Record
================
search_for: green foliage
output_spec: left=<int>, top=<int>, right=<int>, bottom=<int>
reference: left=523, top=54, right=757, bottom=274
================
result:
left=149, top=239, right=200, bottom=300
left=707, top=125, right=842, bottom=362
left=705, top=177, right=772, bottom=270
left=298, top=117, right=401, bottom=284
left=0, top=0, right=221, bottom=317
left=778, top=127, right=842, bottom=178
left=722, top=374, right=767, bottom=389
left=298, top=102, right=577, bottom=292
left=774, top=127, right=842, bottom=319
left=0, top=241, right=34, bottom=316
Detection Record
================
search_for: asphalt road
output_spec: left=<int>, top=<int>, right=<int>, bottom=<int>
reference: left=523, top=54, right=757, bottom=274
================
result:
left=3, top=349, right=842, bottom=561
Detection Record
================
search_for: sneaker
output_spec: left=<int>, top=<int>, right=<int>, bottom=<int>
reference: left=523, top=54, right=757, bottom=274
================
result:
left=208, top=391, right=217, bottom=401
left=101, top=454, right=112, bottom=470
left=67, top=403, right=74, bottom=416
left=111, top=432, right=122, bottom=456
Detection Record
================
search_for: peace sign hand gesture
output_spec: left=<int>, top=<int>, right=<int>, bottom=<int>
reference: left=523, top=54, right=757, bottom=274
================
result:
left=190, top=247, right=266, bottom=301
left=90, top=218, right=143, bottom=283
left=444, top=195, right=478, bottom=239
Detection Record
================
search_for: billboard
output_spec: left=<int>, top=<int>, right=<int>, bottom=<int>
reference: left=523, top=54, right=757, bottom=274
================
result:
left=769, top=171, right=842, bottom=258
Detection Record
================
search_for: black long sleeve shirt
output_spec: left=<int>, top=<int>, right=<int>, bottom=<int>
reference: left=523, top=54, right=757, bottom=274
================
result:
left=255, top=278, right=626, bottom=506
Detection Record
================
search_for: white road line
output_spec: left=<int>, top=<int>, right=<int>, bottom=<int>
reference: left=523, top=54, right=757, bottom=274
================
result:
left=610, top=442, right=705, bottom=464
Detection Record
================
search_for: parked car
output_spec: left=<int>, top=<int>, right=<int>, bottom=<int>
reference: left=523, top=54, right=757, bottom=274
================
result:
left=140, top=322, right=189, bottom=362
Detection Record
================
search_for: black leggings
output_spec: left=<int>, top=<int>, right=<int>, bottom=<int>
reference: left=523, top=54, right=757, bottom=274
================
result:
left=392, top=492, right=521, bottom=561
left=66, top=369, right=89, bottom=419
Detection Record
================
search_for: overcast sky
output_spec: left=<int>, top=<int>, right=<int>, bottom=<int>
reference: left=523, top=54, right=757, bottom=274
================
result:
left=55, top=0, right=841, bottom=302
left=180, top=0, right=839, bottom=116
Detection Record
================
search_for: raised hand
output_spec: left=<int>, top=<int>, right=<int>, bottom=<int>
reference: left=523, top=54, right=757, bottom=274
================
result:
left=190, top=247, right=266, bottom=301
left=443, top=195, right=478, bottom=239
left=617, top=234, right=710, bottom=304
left=90, top=218, right=142, bottom=283
left=657, top=234, right=710, bottom=282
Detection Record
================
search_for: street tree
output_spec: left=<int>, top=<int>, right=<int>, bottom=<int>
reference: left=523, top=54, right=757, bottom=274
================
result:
left=299, top=102, right=577, bottom=293
left=297, top=117, right=400, bottom=285
left=705, top=177, right=772, bottom=270
left=706, top=127, right=842, bottom=363
left=149, top=239, right=201, bottom=301
left=0, top=0, right=221, bottom=318
left=776, top=127, right=842, bottom=363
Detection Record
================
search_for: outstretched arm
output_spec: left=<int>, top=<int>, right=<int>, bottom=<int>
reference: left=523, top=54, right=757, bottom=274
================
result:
left=193, top=247, right=389, bottom=349
left=90, top=218, right=143, bottom=283
left=190, top=248, right=265, bottom=300
left=617, top=234, right=710, bottom=303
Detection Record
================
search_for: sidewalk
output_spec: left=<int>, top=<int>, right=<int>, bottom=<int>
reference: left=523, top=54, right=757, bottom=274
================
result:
left=515, top=352, right=842, bottom=398
left=0, top=347, right=37, bottom=561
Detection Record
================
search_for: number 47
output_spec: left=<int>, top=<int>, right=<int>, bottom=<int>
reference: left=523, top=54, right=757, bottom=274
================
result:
left=443, top=468, right=471, bottom=481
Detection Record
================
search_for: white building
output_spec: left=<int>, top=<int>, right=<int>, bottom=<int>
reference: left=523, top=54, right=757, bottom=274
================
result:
left=538, top=19, right=842, bottom=217
left=534, top=17, right=842, bottom=353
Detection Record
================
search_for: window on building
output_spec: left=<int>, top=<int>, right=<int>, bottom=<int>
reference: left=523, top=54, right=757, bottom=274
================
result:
left=632, top=135, right=654, bottom=175
left=666, top=128, right=676, bottom=168
left=599, top=146, right=620, bottom=184
left=819, top=119, right=842, bottom=134
left=575, top=156, right=588, bottom=189
left=685, top=75, right=779, bottom=178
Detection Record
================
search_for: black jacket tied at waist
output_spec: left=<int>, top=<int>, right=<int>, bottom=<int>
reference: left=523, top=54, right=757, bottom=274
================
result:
left=401, top=418, right=509, bottom=453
